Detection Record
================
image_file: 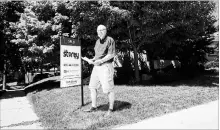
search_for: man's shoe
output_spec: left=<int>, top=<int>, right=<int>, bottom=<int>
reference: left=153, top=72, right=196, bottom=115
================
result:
left=83, top=107, right=98, bottom=112
left=104, top=109, right=114, bottom=117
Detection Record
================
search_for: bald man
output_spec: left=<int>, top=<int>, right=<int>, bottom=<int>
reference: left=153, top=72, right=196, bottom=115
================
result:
left=84, top=25, right=115, bottom=116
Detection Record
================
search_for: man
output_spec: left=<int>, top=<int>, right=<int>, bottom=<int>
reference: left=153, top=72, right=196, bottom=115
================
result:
left=84, top=25, right=115, bottom=116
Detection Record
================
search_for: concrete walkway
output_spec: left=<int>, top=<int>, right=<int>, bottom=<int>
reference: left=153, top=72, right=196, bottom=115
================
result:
left=115, top=100, right=219, bottom=129
left=0, top=90, right=44, bottom=129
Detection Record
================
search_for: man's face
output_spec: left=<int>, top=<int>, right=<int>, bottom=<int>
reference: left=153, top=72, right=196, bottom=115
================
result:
left=97, top=27, right=107, bottom=39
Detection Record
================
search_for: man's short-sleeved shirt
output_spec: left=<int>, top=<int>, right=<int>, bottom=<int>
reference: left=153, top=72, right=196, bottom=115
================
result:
left=94, top=36, right=115, bottom=63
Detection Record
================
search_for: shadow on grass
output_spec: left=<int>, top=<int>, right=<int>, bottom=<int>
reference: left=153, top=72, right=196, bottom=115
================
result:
left=97, top=100, right=131, bottom=112
left=24, top=76, right=60, bottom=94
left=153, top=73, right=219, bottom=87
left=135, top=70, right=219, bottom=88
left=85, top=100, right=131, bottom=130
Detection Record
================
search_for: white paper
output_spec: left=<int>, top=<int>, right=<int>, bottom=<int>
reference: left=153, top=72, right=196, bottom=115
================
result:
left=82, top=57, right=94, bottom=64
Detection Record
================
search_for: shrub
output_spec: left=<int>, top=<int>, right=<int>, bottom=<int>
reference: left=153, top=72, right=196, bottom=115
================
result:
left=114, top=67, right=134, bottom=85
left=204, top=60, right=219, bottom=69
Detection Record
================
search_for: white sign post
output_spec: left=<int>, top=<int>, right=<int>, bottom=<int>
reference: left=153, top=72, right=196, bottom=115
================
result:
left=60, top=36, right=81, bottom=88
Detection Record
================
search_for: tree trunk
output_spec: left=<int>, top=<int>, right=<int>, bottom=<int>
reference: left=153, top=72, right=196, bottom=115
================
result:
left=54, top=66, right=55, bottom=75
left=147, top=51, right=155, bottom=75
left=2, top=61, right=6, bottom=90
left=2, top=39, right=7, bottom=90
left=133, top=47, right=140, bottom=83
left=40, top=67, right=43, bottom=74
left=40, top=61, right=43, bottom=74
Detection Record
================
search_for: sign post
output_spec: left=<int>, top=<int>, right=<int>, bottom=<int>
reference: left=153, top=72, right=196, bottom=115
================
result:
left=60, top=36, right=84, bottom=106
left=80, top=45, right=84, bottom=106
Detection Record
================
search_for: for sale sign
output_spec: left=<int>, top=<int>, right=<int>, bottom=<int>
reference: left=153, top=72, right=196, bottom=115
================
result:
left=60, top=36, right=81, bottom=88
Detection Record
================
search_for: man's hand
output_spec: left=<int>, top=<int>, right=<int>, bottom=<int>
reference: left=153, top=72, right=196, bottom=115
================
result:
left=94, top=60, right=103, bottom=66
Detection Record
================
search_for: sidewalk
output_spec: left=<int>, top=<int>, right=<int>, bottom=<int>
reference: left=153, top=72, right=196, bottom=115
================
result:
left=115, top=100, right=219, bottom=129
left=0, top=90, right=44, bottom=129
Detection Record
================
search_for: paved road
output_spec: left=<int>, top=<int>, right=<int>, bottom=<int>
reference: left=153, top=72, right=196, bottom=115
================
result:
left=115, top=100, right=219, bottom=129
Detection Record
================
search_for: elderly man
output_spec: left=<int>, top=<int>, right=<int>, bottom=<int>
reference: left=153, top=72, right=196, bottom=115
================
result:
left=84, top=25, right=115, bottom=116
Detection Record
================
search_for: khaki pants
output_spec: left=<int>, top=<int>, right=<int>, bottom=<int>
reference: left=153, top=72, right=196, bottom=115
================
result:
left=89, top=63, right=114, bottom=93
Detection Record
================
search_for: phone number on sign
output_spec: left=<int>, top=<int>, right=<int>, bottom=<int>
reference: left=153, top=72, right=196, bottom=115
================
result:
left=63, top=63, right=79, bottom=67
left=66, top=80, right=77, bottom=84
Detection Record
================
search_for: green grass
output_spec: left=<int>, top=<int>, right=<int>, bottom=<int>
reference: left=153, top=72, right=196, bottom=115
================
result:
left=26, top=73, right=219, bottom=129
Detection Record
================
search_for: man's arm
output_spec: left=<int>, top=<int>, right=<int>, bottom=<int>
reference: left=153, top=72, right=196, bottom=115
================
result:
left=94, top=54, right=115, bottom=66
left=91, top=57, right=96, bottom=62
left=99, top=53, right=115, bottom=64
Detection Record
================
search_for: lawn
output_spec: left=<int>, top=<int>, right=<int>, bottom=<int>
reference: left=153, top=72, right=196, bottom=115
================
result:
left=26, top=72, right=219, bottom=129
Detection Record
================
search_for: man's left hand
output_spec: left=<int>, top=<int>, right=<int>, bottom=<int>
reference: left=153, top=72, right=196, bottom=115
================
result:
left=94, top=60, right=103, bottom=66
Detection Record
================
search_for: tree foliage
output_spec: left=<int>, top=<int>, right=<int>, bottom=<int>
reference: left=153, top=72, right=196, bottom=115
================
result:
left=2, top=1, right=218, bottom=84
left=108, top=1, right=217, bottom=82
left=0, top=1, right=25, bottom=72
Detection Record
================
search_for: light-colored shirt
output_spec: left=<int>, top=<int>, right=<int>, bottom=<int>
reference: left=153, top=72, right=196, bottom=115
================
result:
left=94, top=36, right=115, bottom=63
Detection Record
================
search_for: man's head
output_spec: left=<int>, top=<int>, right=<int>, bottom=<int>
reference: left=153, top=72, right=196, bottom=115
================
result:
left=97, top=25, right=107, bottom=40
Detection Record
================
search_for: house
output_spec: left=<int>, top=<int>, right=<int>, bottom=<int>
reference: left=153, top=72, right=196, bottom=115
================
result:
left=206, top=32, right=219, bottom=61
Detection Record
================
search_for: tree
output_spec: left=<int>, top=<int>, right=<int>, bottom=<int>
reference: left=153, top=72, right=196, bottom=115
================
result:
left=12, top=1, right=58, bottom=74
left=108, top=1, right=217, bottom=83
left=6, top=1, right=217, bottom=86
left=54, top=1, right=218, bottom=83
left=0, top=1, right=25, bottom=89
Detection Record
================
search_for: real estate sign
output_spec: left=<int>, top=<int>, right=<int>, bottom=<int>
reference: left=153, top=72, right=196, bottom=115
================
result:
left=60, top=36, right=81, bottom=88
